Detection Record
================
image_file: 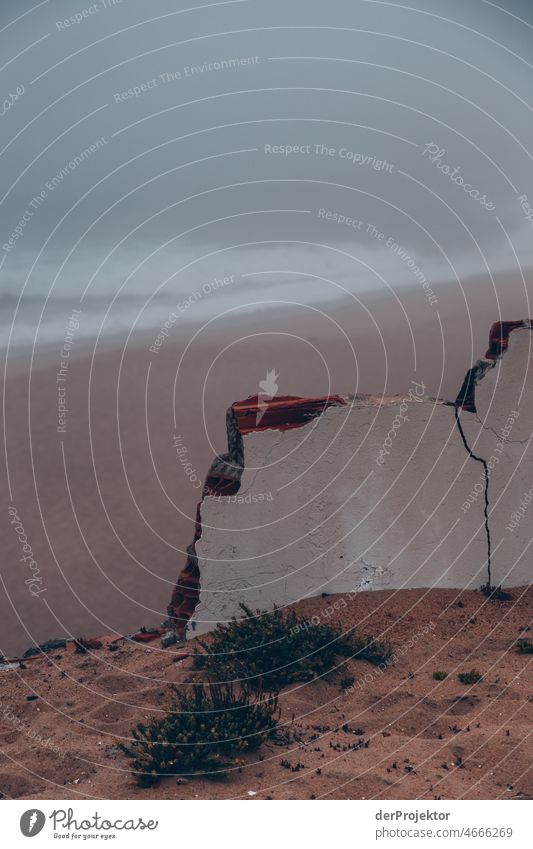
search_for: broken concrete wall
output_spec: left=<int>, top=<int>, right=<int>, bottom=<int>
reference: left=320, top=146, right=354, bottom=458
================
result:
left=174, top=322, right=532, bottom=637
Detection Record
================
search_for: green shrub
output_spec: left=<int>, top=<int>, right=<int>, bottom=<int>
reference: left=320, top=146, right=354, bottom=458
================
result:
left=458, top=669, right=483, bottom=685
left=193, top=604, right=391, bottom=691
left=432, top=670, right=448, bottom=681
left=121, top=682, right=278, bottom=787
left=515, top=639, right=533, bottom=655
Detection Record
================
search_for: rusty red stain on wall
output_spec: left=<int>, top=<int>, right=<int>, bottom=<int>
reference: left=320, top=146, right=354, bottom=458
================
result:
left=233, top=394, right=347, bottom=434
left=456, top=320, right=532, bottom=411
left=485, top=320, right=530, bottom=360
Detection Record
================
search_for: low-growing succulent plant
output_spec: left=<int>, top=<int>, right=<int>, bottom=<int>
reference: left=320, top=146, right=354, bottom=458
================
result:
left=515, top=639, right=533, bottom=655
left=121, top=682, right=278, bottom=788
left=193, top=603, right=391, bottom=692
left=432, top=670, right=448, bottom=681
left=457, top=669, right=483, bottom=684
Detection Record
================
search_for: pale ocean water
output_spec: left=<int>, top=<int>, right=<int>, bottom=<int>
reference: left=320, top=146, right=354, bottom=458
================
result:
left=1, top=240, right=512, bottom=352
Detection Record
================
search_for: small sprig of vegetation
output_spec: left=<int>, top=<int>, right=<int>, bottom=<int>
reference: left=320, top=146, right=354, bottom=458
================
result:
left=480, top=584, right=513, bottom=602
left=340, top=675, right=355, bottom=691
left=352, top=636, right=393, bottom=667
left=515, top=639, right=533, bottom=655
left=193, top=604, right=391, bottom=691
left=120, top=682, right=278, bottom=787
left=457, top=669, right=483, bottom=685
left=432, top=670, right=448, bottom=681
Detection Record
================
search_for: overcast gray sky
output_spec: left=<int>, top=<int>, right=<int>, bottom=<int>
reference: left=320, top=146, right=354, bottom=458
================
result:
left=1, top=0, right=533, bottom=342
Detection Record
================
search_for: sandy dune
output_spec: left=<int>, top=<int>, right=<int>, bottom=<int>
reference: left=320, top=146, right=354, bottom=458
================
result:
left=0, top=587, right=531, bottom=800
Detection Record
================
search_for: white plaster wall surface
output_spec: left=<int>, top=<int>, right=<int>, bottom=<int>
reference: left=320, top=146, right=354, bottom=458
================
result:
left=190, top=331, right=532, bottom=635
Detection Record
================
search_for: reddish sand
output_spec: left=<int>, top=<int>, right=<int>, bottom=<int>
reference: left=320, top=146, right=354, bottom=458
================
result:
left=0, top=587, right=531, bottom=800
left=2, top=280, right=532, bottom=657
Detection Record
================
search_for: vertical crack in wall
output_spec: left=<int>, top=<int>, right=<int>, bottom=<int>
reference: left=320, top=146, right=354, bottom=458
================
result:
left=454, top=406, right=492, bottom=587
